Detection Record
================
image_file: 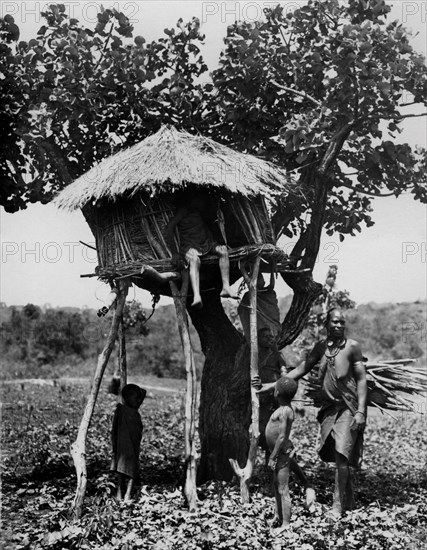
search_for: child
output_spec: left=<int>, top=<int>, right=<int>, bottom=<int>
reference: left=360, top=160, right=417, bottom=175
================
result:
left=111, top=383, right=146, bottom=501
left=255, top=372, right=316, bottom=517
left=166, top=192, right=237, bottom=308
left=265, top=376, right=299, bottom=534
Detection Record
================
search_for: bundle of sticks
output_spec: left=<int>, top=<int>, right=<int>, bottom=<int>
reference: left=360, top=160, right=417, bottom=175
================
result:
left=303, top=359, right=426, bottom=416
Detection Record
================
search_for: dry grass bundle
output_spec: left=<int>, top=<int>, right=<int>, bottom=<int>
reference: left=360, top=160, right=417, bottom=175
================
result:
left=54, top=125, right=297, bottom=211
left=303, top=359, right=426, bottom=415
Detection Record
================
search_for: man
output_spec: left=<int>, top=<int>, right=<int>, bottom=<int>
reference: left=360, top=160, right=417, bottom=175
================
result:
left=238, top=271, right=281, bottom=342
left=287, top=308, right=367, bottom=517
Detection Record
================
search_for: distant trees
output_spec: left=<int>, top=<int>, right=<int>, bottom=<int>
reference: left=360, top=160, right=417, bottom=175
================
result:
left=0, top=302, right=205, bottom=378
left=1, top=305, right=94, bottom=363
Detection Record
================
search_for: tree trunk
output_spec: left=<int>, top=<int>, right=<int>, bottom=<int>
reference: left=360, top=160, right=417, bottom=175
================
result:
left=188, top=291, right=250, bottom=483
left=277, top=271, right=323, bottom=348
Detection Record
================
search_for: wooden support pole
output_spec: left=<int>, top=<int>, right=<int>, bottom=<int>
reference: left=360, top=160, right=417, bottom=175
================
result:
left=229, top=257, right=261, bottom=502
left=70, top=280, right=129, bottom=520
left=170, top=278, right=198, bottom=512
left=118, top=316, right=127, bottom=394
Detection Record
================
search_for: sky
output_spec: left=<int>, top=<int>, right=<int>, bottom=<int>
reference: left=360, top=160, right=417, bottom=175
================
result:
left=1, top=1, right=426, bottom=309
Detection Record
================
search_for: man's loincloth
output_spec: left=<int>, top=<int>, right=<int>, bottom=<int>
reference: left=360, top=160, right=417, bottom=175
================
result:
left=317, top=405, right=363, bottom=468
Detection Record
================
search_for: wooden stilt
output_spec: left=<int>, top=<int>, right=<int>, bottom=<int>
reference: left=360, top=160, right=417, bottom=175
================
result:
left=229, top=257, right=261, bottom=502
left=170, top=278, right=198, bottom=511
left=70, top=280, right=129, bottom=519
left=118, top=316, right=127, bottom=394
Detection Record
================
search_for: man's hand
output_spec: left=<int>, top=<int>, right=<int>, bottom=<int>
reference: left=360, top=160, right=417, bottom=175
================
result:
left=268, top=457, right=277, bottom=471
left=351, top=411, right=366, bottom=431
left=252, top=378, right=276, bottom=393
left=251, top=375, right=262, bottom=390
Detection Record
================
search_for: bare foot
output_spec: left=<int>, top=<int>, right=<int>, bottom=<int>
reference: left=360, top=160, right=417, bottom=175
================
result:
left=271, top=525, right=291, bottom=537
left=268, top=515, right=281, bottom=528
left=220, top=288, right=239, bottom=299
left=325, top=507, right=342, bottom=523
left=141, top=266, right=175, bottom=284
left=191, top=297, right=203, bottom=309
left=305, top=487, right=316, bottom=512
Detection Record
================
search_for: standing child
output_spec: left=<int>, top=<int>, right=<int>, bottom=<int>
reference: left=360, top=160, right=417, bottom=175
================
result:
left=265, top=377, right=299, bottom=534
left=111, top=384, right=146, bottom=501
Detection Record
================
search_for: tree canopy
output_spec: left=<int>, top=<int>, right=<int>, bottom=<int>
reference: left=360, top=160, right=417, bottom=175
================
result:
left=1, top=1, right=426, bottom=243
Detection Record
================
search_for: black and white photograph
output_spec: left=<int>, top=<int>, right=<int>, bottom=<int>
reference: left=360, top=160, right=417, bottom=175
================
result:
left=1, top=1, right=426, bottom=548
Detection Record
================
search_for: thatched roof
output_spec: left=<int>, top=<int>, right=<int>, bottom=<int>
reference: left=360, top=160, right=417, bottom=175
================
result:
left=55, top=125, right=295, bottom=210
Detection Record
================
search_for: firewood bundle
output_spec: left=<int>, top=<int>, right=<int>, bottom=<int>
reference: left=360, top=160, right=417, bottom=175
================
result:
left=303, top=359, right=426, bottom=415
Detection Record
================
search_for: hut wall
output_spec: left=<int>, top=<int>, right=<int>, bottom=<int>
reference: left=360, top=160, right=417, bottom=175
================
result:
left=83, top=196, right=178, bottom=269
left=82, top=191, right=275, bottom=273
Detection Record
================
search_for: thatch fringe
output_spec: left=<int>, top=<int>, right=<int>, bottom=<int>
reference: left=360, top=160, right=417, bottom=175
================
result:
left=303, top=359, right=426, bottom=414
left=54, top=125, right=297, bottom=211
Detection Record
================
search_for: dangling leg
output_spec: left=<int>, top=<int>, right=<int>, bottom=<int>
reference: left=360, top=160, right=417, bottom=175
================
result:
left=186, top=250, right=202, bottom=308
left=215, top=245, right=238, bottom=299
left=141, top=265, right=177, bottom=284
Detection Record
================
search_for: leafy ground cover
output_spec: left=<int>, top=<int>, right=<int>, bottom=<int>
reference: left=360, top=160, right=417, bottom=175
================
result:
left=1, top=378, right=426, bottom=550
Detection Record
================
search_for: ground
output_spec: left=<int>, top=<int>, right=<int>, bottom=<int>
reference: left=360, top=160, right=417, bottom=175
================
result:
left=1, top=376, right=426, bottom=550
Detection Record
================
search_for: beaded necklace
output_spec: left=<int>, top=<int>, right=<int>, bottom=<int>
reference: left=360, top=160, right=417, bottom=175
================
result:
left=325, top=338, right=347, bottom=369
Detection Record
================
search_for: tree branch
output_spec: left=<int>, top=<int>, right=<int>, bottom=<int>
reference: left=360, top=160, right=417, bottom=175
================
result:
left=270, top=80, right=322, bottom=107
left=338, top=182, right=396, bottom=197
left=318, top=121, right=354, bottom=175
left=396, top=112, right=427, bottom=120
left=39, top=140, right=73, bottom=185
left=277, top=271, right=322, bottom=348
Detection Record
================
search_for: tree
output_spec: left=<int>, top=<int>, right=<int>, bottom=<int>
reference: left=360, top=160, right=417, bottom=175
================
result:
left=0, top=6, right=208, bottom=211
left=2, top=1, right=426, bottom=482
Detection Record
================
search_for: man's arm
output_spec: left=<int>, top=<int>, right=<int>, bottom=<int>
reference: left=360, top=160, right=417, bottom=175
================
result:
left=286, top=341, right=324, bottom=381
left=279, top=352, right=287, bottom=377
left=269, top=409, right=292, bottom=468
left=352, top=342, right=368, bottom=429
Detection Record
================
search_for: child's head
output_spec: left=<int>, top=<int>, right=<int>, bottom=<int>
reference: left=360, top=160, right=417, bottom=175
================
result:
left=274, top=377, right=298, bottom=401
left=121, top=384, right=146, bottom=409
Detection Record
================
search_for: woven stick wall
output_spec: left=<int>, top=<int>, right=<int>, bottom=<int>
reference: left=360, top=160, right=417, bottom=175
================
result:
left=82, top=190, right=290, bottom=281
